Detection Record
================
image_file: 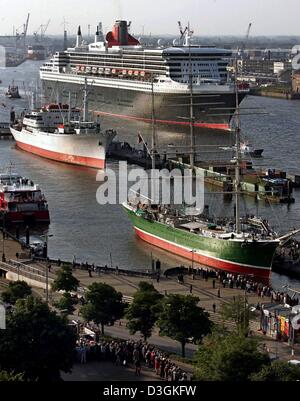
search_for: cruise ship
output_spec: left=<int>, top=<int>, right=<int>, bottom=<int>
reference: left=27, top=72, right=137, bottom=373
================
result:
left=40, top=20, right=249, bottom=132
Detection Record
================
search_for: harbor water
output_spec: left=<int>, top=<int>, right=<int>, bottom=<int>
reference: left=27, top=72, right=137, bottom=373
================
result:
left=1, top=60, right=300, bottom=290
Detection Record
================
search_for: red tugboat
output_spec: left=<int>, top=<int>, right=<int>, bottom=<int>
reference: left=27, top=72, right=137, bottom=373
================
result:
left=0, top=173, right=50, bottom=224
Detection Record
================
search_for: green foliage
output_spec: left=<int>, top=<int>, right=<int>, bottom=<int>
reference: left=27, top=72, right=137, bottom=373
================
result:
left=194, top=332, right=270, bottom=381
left=157, top=294, right=212, bottom=357
left=125, top=281, right=163, bottom=340
left=0, top=371, right=25, bottom=381
left=250, top=360, right=300, bottom=382
left=221, top=296, right=256, bottom=336
left=0, top=296, right=76, bottom=381
left=54, top=293, right=76, bottom=314
left=80, top=282, right=124, bottom=334
left=1, top=281, right=32, bottom=305
left=52, top=265, right=79, bottom=294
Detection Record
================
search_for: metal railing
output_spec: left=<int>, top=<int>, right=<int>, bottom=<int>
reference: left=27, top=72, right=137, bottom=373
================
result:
left=0, top=260, right=53, bottom=284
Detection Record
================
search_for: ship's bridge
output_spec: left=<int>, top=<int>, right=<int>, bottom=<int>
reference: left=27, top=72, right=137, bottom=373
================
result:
left=163, top=46, right=232, bottom=85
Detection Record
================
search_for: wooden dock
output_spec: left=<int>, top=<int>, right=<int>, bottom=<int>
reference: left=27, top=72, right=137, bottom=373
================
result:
left=169, top=159, right=295, bottom=204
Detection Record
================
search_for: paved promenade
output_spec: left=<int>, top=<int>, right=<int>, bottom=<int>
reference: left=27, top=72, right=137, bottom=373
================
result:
left=0, top=240, right=299, bottom=365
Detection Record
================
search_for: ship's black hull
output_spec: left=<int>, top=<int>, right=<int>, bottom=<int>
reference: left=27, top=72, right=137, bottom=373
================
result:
left=42, top=80, right=247, bottom=131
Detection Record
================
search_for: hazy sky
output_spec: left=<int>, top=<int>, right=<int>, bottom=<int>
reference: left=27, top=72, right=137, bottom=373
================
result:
left=0, top=0, right=299, bottom=36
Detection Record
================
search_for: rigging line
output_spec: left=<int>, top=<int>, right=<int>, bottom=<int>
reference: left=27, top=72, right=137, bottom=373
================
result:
left=239, top=131, right=283, bottom=232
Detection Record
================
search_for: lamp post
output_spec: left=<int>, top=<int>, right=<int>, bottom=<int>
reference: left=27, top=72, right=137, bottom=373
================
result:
left=244, top=274, right=254, bottom=335
left=41, top=234, right=53, bottom=305
left=191, top=249, right=194, bottom=271
left=2, top=214, right=6, bottom=262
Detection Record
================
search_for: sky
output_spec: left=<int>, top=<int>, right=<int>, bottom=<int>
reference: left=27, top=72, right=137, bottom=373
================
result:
left=0, top=0, right=299, bottom=37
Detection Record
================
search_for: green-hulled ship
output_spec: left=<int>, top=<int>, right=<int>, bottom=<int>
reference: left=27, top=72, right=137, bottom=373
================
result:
left=123, top=202, right=280, bottom=279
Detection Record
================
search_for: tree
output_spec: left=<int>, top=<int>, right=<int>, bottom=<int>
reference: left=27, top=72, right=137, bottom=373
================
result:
left=1, top=281, right=32, bottom=305
left=250, top=360, right=300, bottom=382
left=54, top=293, right=76, bottom=314
left=125, top=281, right=163, bottom=341
left=194, top=332, right=270, bottom=381
left=52, top=264, right=79, bottom=294
left=221, top=295, right=256, bottom=336
left=0, top=371, right=25, bottom=381
left=80, top=282, right=124, bottom=335
left=157, top=294, right=212, bottom=357
left=0, top=296, right=76, bottom=381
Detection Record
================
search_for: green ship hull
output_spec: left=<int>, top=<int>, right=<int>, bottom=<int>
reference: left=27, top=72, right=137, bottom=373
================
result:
left=124, top=205, right=279, bottom=279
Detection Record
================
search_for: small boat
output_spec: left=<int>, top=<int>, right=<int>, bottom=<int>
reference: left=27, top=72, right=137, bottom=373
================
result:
left=221, top=142, right=264, bottom=158
left=240, top=142, right=264, bottom=158
left=5, top=82, right=21, bottom=99
left=0, top=172, right=50, bottom=224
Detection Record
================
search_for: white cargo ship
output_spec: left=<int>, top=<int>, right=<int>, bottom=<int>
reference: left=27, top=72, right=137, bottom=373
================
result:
left=10, top=80, right=116, bottom=169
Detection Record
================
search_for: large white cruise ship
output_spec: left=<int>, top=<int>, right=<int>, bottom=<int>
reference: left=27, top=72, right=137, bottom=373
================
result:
left=40, top=20, right=249, bottom=131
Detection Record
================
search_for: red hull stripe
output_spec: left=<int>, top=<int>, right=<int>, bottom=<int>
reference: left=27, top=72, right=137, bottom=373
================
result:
left=95, top=111, right=230, bottom=131
left=15, top=141, right=105, bottom=169
left=134, top=227, right=270, bottom=279
left=3, top=210, right=50, bottom=223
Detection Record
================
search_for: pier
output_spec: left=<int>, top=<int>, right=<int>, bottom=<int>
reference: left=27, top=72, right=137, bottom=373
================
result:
left=0, top=123, right=13, bottom=139
left=169, top=158, right=296, bottom=204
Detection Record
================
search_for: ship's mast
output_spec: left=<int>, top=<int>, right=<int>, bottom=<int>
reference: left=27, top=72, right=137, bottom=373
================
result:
left=83, top=78, right=89, bottom=122
left=179, top=21, right=195, bottom=169
left=68, top=92, right=71, bottom=123
left=151, top=75, right=157, bottom=170
left=234, top=60, right=241, bottom=234
left=188, top=23, right=195, bottom=169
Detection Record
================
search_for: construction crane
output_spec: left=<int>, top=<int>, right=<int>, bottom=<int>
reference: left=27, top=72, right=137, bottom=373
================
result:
left=178, top=21, right=194, bottom=46
left=15, top=13, right=30, bottom=49
left=240, top=22, right=252, bottom=56
left=33, top=19, right=50, bottom=42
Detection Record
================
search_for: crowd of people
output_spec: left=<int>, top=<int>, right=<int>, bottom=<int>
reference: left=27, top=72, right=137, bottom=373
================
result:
left=177, top=266, right=300, bottom=307
left=75, top=327, right=189, bottom=380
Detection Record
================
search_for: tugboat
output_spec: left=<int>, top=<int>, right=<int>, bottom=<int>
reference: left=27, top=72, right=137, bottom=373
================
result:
left=10, top=79, right=116, bottom=169
left=0, top=172, right=50, bottom=224
left=5, top=82, right=21, bottom=99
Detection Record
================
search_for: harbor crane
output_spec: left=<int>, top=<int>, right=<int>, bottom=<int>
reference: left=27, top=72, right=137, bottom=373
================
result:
left=33, top=19, right=51, bottom=42
left=15, top=13, right=30, bottom=49
left=178, top=21, right=194, bottom=46
left=240, top=22, right=252, bottom=57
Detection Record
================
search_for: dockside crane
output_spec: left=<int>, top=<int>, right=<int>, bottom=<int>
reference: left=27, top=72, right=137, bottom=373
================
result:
left=240, top=22, right=252, bottom=58
left=34, top=19, right=51, bottom=42
left=15, top=13, right=30, bottom=50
